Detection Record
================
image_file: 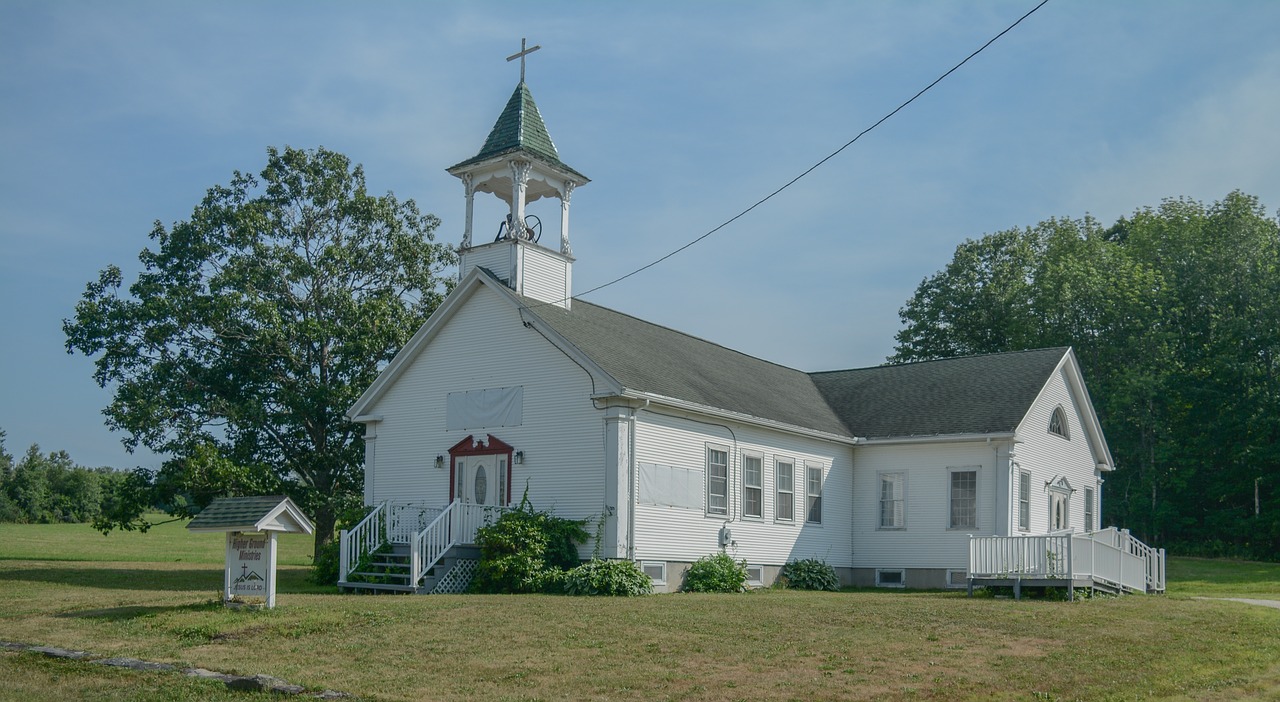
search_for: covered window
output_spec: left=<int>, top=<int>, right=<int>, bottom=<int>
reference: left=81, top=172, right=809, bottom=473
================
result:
left=775, top=458, right=794, bottom=521
left=742, top=453, right=763, bottom=519
left=707, top=446, right=728, bottom=515
left=806, top=462, right=823, bottom=523
left=1049, top=406, right=1069, bottom=439
left=879, top=472, right=905, bottom=529
left=1018, top=470, right=1031, bottom=531
left=949, top=469, right=977, bottom=529
left=1084, top=487, right=1095, bottom=531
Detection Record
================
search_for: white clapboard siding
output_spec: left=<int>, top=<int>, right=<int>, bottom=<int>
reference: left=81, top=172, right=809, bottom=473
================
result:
left=516, top=244, right=570, bottom=307
left=852, top=441, right=999, bottom=570
left=364, top=284, right=604, bottom=521
left=632, top=409, right=854, bottom=568
left=1014, top=365, right=1105, bottom=534
left=460, top=242, right=514, bottom=284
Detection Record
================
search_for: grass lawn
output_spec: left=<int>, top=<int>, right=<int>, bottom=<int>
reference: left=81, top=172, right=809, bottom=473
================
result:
left=2, top=522, right=1278, bottom=701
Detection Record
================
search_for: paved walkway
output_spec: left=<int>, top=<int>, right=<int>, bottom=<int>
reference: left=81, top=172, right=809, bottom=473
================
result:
left=1195, top=597, right=1280, bottom=610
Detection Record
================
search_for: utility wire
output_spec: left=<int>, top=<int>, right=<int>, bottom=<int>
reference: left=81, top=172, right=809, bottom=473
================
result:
left=564, top=0, right=1052, bottom=303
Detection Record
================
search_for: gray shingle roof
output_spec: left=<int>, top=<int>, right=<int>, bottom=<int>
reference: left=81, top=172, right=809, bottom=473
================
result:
left=810, top=348, right=1069, bottom=439
left=517, top=279, right=1067, bottom=440
left=449, top=82, right=587, bottom=181
left=185, top=495, right=308, bottom=532
left=526, top=297, right=854, bottom=437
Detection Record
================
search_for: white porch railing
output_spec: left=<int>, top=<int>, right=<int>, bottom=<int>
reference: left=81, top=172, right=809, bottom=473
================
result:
left=340, top=500, right=513, bottom=589
left=338, top=502, right=386, bottom=584
left=969, top=527, right=1165, bottom=594
left=387, top=502, right=445, bottom=543
left=408, top=500, right=507, bottom=589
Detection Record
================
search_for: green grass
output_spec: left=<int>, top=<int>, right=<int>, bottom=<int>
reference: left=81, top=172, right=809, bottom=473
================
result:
left=1, top=522, right=1277, bottom=701
left=0, top=516, right=315, bottom=566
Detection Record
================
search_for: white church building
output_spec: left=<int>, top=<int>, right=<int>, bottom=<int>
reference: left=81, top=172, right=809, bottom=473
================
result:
left=338, top=75, right=1164, bottom=596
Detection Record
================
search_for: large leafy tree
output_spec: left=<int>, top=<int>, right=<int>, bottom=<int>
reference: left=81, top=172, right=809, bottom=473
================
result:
left=892, top=192, right=1280, bottom=558
left=64, top=146, right=455, bottom=556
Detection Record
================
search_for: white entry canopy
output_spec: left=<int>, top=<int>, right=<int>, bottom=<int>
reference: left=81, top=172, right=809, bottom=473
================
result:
left=186, top=495, right=314, bottom=535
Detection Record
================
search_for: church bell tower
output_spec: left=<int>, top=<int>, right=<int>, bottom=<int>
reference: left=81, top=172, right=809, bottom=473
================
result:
left=447, top=39, right=589, bottom=309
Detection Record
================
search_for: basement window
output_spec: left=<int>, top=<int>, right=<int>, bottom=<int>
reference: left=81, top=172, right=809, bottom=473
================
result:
left=875, top=569, right=905, bottom=588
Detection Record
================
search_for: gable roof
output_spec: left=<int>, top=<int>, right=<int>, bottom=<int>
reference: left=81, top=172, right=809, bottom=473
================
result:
left=186, top=495, right=314, bottom=534
left=350, top=269, right=1091, bottom=448
left=448, top=82, right=587, bottom=181
left=809, top=348, right=1071, bottom=439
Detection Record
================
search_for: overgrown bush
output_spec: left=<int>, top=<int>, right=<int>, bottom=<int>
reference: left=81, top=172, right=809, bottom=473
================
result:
left=469, top=499, right=588, bottom=594
left=562, top=559, right=653, bottom=596
left=684, top=552, right=748, bottom=593
left=780, top=558, right=839, bottom=591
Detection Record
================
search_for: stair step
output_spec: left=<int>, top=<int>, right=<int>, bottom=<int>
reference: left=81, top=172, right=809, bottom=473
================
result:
left=338, top=580, right=416, bottom=594
left=350, top=571, right=413, bottom=582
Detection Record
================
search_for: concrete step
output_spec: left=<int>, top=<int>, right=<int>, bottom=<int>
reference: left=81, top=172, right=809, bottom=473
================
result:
left=337, top=580, right=416, bottom=594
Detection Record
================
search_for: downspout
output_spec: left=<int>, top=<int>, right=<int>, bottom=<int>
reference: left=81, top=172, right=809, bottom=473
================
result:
left=629, top=398, right=649, bottom=561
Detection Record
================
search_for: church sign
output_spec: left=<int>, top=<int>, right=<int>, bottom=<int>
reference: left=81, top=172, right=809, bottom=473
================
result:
left=187, top=496, right=314, bottom=609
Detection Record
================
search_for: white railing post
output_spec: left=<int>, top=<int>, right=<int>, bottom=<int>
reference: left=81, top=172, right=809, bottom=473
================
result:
left=339, top=529, right=349, bottom=582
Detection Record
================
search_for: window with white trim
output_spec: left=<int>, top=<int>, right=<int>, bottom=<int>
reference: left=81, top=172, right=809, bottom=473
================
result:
left=879, top=472, right=905, bottom=529
left=875, top=569, right=905, bottom=587
left=775, top=458, right=794, bottom=521
left=949, top=469, right=977, bottom=529
left=706, top=446, right=728, bottom=515
left=1084, top=487, right=1095, bottom=531
left=1049, top=406, right=1069, bottom=439
left=742, top=452, right=763, bottom=519
left=641, top=561, right=666, bottom=586
left=946, top=569, right=969, bottom=588
left=1018, top=470, right=1031, bottom=531
left=806, top=462, right=823, bottom=523
left=745, top=565, right=764, bottom=587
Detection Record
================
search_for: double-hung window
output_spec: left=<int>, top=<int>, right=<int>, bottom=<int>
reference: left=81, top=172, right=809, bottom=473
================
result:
left=1084, top=487, right=1095, bottom=531
left=742, top=453, right=763, bottom=519
left=879, top=472, right=905, bottom=529
left=806, top=462, right=823, bottom=523
left=775, top=459, right=794, bottom=521
left=706, top=446, right=728, bottom=515
left=1018, top=470, right=1031, bottom=531
left=949, top=469, right=977, bottom=529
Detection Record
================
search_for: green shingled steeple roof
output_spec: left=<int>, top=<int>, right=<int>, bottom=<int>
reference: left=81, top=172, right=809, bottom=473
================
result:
left=449, top=82, right=586, bottom=180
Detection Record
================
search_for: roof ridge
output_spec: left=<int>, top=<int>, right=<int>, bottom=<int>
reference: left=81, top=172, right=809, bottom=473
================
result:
left=808, top=346, right=1070, bottom=376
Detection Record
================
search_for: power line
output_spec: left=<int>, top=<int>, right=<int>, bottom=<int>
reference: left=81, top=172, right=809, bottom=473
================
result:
left=567, top=0, right=1052, bottom=303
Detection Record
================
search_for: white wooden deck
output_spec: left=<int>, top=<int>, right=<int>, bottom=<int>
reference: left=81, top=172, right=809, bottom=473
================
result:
left=968, top=527, right=1165, bottom=599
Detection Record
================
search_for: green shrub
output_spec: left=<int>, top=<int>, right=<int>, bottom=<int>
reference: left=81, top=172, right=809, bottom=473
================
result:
left=469, top=501, right=588, bottom=594
left=563, top=559, right=653, bottom=596
left=780, top=558, right=839, bottom=591
left=684, top=552, right=748, bottom=593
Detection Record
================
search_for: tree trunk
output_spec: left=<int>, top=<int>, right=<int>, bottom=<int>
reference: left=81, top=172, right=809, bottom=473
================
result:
left=313, top=501, right=336, bottom=561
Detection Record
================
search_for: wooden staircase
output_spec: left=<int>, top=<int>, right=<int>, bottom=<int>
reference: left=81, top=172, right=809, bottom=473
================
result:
left=338, top=543, right=481, bottom=595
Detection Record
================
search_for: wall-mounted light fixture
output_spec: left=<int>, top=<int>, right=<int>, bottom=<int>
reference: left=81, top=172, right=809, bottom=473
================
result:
left=435, top=455, right=445, bottom=470
left=514, top=450, right=525, bottom=465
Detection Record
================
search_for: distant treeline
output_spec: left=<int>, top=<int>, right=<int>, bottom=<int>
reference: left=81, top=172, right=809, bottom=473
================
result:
left=0, top=428, right=129, bottom=524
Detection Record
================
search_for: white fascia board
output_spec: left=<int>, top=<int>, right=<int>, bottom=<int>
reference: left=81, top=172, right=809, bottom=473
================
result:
left=858, top=432, right=1016, bottom=446
left=345, top=269, right=491, bottom=420
left=613, top=390, right=860, bottom=445
left=512, top=307, right=623, bottom=396
left=261, top=499, right=316, bottom=535
left=351, top=415, right=382, bottom=424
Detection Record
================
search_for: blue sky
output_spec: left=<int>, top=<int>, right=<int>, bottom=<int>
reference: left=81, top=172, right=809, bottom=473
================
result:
left=2, top=1, right=1278, bottom=470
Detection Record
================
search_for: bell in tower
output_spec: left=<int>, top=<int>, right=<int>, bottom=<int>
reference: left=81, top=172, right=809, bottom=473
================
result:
left=447, top=39, right=589, bottom=310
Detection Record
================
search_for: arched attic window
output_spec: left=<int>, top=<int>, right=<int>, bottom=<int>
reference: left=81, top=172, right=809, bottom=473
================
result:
left=1048, top=406, right=1069, bottom=439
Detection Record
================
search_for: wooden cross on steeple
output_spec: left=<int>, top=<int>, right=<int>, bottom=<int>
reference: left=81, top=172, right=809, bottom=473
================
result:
left=506, top=37, right=541, bottom=84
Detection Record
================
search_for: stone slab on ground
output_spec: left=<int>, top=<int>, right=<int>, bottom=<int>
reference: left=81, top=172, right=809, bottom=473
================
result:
left=0, top=640, right=349, bottom=698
